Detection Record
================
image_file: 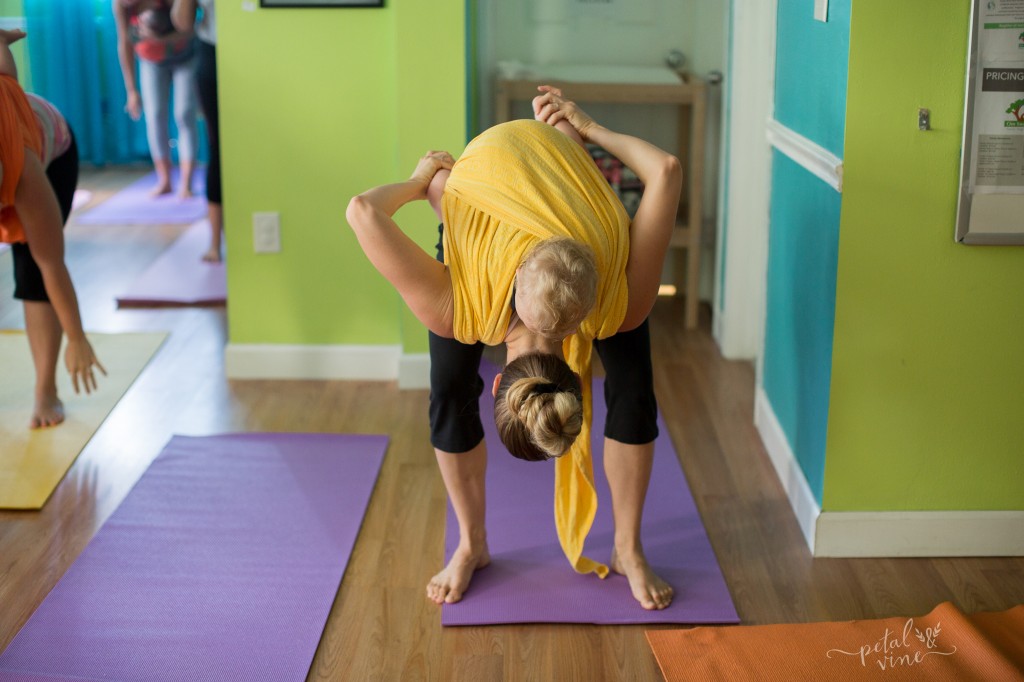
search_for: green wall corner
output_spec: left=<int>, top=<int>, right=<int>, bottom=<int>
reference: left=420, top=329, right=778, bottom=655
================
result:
left=218, top=0, right=465, bottom=354
left=825, top=0, right=1024, bottom=511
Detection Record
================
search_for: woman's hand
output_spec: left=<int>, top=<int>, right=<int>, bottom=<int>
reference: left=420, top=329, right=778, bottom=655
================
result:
left=532, top=86, right=599, bottom=141
left=125, top=90, right=142, bottom=120
left=0, top=28, right=26, bottom=46
left=64, top=338, right=107, bottom=395
left=409, top=151, right=455, bottom=195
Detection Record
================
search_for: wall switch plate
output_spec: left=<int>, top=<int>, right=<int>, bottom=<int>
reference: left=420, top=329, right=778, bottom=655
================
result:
left=814, top=0, right=828, bottom=22
left=253, top=212, right=281, bottom=253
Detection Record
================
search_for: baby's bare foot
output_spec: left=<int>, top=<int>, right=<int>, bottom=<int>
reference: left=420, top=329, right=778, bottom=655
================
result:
left=427, top=543, right=490, bottom=605
left=178, top=186, right=194, bottom=200
left=611, top=546, right=674, bottom=610
left=30, top=394, right=65, bottom=429
left=201, top=246, right=222, bottom=263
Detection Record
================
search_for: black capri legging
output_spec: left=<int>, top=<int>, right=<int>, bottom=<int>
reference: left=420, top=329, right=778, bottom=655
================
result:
left=12, top=130, right=79, bottom=302
left=196, top=39, right=221, bottom=205
left=428, top=223, right=659, bottom=453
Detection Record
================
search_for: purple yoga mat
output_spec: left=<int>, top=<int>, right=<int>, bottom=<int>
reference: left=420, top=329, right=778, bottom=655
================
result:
left=441, top=362, right=739, bottom=626
left=0, top=433, right=387, bottom=681
left=116, top=220, right=226, bottom=307
left=76, top=168, right=207, bottom=225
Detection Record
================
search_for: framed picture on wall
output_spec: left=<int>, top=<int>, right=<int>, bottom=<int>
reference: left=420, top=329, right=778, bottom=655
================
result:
left=260, top=0, right=382, bottom=7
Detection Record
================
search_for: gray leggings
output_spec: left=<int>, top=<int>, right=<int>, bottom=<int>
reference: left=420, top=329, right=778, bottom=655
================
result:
left=138, top=55, right=198, bottom=163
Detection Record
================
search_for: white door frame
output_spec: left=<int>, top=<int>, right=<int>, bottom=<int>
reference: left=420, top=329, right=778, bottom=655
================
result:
left=712, top=0, right=777, bottom=365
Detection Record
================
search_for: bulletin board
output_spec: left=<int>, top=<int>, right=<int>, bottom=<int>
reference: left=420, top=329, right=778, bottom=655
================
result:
left=956, top=0, right=1024, bottom=245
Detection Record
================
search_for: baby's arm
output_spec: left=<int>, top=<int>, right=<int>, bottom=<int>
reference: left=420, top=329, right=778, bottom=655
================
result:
left=0, top=29, right=26, bottom=80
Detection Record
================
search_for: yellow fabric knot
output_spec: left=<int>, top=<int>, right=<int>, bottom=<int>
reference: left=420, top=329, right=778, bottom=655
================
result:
left=442, top=120, right=630, bottom=577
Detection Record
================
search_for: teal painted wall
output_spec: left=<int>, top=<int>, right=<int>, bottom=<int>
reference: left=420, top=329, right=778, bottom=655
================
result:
left=763, top=152, right=842, bottom=502
left=824, top=0, right=1024, bottom=511
left=774, top=0, right=850, bottom=156
left=218, top=0, right=466, bottom=352
left=763, top=0, right=851, bottom=505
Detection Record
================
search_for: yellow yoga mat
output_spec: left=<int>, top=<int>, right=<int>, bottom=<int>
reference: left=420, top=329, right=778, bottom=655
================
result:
left=0, top=331, right=166, bottom=509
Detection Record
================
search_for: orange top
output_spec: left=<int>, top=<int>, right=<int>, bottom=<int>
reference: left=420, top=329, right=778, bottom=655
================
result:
left=0, top=74, right=44, bottom=244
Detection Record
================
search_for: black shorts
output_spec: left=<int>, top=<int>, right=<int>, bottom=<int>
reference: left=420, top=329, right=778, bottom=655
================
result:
left=12, top=130, right=79, bottom=302
left=428, top=224, right=658, bottom=453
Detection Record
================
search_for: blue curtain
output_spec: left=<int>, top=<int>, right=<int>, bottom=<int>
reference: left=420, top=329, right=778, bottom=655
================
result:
left=24, top=0, right=206, bottom=167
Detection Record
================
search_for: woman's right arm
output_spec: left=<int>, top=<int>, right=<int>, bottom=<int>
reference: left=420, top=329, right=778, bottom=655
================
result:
left=16, top=153, right=105, bottom=393
left=112, top=1, right=141, bottom=120
left=346, top=152, right=456, bottom=338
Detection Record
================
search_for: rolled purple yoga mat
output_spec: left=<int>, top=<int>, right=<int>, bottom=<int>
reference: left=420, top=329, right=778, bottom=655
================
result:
left=0, top=433, right=387, bottom=681
left=116, top=220, right=226, bottom=308
left=441, top=361, right=739, bottom=626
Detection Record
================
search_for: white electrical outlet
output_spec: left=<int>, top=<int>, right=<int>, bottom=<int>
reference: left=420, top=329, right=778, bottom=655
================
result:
left=814, top=0, right=828, bottom=22
left=252, top=212, right=281, bottom=253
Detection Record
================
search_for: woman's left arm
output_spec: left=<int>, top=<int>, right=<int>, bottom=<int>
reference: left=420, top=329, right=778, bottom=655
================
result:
left=346, top=152, right=456, bottom=337
left=535, top=87, right=682, bottom=332
left=585, top=126, right=681, bottom=331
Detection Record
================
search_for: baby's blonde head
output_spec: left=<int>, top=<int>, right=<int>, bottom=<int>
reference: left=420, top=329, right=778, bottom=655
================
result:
left=515, top=238, right=597, bottom=340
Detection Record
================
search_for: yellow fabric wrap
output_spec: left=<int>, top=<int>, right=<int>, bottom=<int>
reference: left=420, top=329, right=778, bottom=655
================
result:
left=441, top=120, right=630, bottom=578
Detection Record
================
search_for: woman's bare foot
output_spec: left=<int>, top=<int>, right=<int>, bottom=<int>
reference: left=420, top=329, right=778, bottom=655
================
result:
left=30, top=393, right=65, bottom=429
left=149, top=181, right=172, bottom=197
left=611, top=546, right=674, bottom=610
left=427, top=542, right=490, bottom=604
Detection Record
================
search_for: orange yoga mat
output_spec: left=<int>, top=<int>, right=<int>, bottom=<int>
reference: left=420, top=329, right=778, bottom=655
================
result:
left=647, top=602, right=1024, bottom=681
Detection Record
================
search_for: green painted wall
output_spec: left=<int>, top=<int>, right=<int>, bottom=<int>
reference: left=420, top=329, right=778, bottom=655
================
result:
left=218, top=0, right=465, bottom=351
left=0, top=0, right=30, bottom=91
left=825, top=0, right=1024, bottom=511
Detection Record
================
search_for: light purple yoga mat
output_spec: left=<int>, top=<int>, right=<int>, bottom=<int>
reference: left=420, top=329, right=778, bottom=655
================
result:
left=0, top=432, right=387, bottom=681
left=441, top=362, right=739, bottom=626
left=116, top=220, right=225, bottom=307
left=76, top=168, right=207, bottom=225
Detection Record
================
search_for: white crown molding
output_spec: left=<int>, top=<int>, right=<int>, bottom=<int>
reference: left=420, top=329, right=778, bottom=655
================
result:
left=766, top=118, right=843, bottom=192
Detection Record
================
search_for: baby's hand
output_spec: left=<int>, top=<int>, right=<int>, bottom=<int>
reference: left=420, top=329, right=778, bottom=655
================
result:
left=0, top=28, right=26, bottom=46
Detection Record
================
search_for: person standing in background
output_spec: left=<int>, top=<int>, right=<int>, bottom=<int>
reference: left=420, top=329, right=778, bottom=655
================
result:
left=113, top=0, right=199, bottom=200
left=171, top=0, right=221, bottom=262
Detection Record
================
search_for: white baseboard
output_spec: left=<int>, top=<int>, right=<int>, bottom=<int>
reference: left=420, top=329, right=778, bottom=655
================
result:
left=754, top=388, right=821, bottom=552
left=224, top=343, right=434, bottom=389
left=815, top=511, right=1024, bottom=557
left=398, top=353, right=430, bottom=389
left=754, top=388, right=1024, bottom=557
left=225, top=343, right=401, bottom=380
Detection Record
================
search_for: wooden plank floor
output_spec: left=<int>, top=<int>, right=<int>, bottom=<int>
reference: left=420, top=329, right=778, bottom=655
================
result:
left=1, top=167, right=1021, bottom=680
